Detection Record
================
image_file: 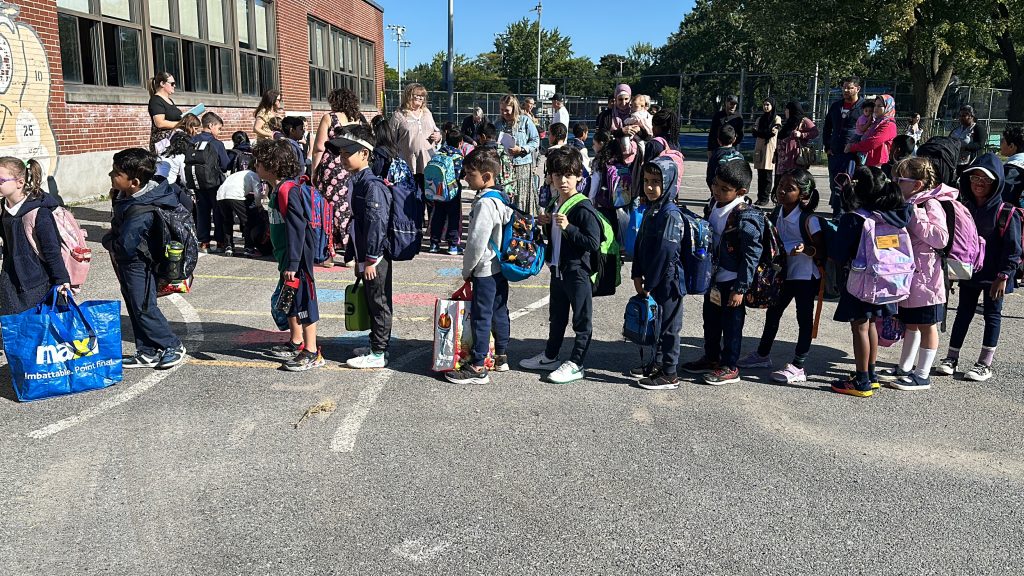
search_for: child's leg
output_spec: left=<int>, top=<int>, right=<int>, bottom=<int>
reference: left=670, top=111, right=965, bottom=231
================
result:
left=287, top=317, right=302, bottom=345
left=428, top=200, right=444, bottom=244
left=364, top=259, right=394, bottom=354
left=757, top=281, right=797, bottom=357
left=720, top=292, right=746, bottom=370
left=867, top=320, right=879, bottom=376
left=544, top=275, right=571, bottom=360
left=217, top=200, right=235, bottom=248
left=195, top=188, right=215, bottom=243
left=491, top=275, right=511, bottom=357
left=445, top=196, right=462, bottom=247
left=702, top=291, right=723, bottom=362
left=791, top=279, right=818, bottom=367
left=947, top=283, right=983, bottom=357
left=914, top=323, right=939, bottom=377
left=233, top=200, right=250, bottom=250
left=122, top=261, right=181, bottom=355
left=898, top=326, right=922, bottom=372
left=469, top=274, right=498, bottom=368
left=565, top=269, right=594, bottom=366
left=302, top=322, right=317, bottom=354
left=850, top=319, right=871, bottom=374
left=979, top=288, right=1004, bottom=365
left=658, top=294, right=684, bottom=376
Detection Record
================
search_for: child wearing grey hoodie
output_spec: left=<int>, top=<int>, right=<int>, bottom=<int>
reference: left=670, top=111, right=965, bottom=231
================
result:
left=445, top=147, right=514, bottom=385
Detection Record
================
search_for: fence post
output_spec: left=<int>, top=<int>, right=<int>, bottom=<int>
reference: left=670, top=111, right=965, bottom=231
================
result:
left=987, top=87, right=995, bottom=137
left=738, top=68, right=746, bottom=113
left=677, top=73, right=684, bottom=127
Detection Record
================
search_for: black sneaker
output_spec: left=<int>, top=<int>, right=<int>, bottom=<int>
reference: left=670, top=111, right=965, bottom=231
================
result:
left=637, top=373, right=679, bottom=390
left=444, top=365, right=490, bottom=385
left=283, top=347, right=325, bottom=372
left=123, top=351, right=160, bottom=369
left=629, top=364, right=663, bottom=380
left=156, top=344, right=187, bottom=369
left=492, top=354, right=510, bottom=372
left=681, top=356, right=719, bottom=374
left=222, top=246, right=234, bottom=256
left=267, top=340, right=304, bottom=360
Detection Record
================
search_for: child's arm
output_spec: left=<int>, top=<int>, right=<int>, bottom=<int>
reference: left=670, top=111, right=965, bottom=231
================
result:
left=563, top=204, right=601, bottom=255
left=462, top=200, right=500, bottom=279
left=733, top=211, right=764, bottom=296
left=214, top=140, right=231, bottom=172
left=282, top=184, right=307, bottom=274
left=998, top=208, right=1023, bottom=280
left=362, top=180, right=392, bottom=266
left=908, top=199, right=950, bottom=251
left=848, top=119, right=896, bottom=153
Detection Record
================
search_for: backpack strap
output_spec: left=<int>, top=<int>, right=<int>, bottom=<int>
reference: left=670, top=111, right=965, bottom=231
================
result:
left=22, top=207, right=41, bottom=257
left=997, top=202, right=1014, bottom=238
left=939, top=200, right=956, bottom=255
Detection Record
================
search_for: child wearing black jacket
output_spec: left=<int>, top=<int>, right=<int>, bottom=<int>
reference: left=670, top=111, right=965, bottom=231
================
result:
left=519, top=147, right=601, bottom=384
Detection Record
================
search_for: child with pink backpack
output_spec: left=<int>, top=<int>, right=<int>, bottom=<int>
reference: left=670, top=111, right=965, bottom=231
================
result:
left=879, top=157, right=965, bottom=390
left=829, top=166, right=913, bottom=397
left=935, top=153, right=1023, bottom=382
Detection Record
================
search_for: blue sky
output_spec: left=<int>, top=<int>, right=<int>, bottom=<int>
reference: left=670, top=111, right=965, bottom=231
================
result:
left=379, top=1, right=693, bottom=69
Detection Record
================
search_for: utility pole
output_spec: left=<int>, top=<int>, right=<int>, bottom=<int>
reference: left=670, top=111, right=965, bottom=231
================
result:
left=536, top=0, right=544, bottom=100
left=447, top=0, right=455, bottom=124
left=386, top=24, right=406, bottom=87
left=400, top=40, right=411, bottom=82
left=617, top=59, right=626, bottom=77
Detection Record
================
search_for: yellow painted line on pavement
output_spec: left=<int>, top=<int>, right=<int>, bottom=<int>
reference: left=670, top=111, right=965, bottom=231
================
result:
left=195, top=274, right=550, bottom=289
left=191, top=308, right=429, bottom=322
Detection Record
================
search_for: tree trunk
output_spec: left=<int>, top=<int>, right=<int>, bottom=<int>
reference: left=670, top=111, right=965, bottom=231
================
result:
left=905, top=14, right=956, bottom=140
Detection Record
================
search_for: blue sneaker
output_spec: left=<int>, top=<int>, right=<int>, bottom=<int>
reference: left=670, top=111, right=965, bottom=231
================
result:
left=428, top=243, right=441, bottom=254
left=878, top=366, right=913, bottom=382
left=156, top=344, right=186, bottom=370
left=448, top=244, right=463, bottom=255
left=887, top=372, right=932, bottom=391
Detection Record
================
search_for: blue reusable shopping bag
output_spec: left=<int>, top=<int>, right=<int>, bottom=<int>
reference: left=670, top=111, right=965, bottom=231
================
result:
left=1, top=288, right=123, bottom=402
left=624, top=203, right=646, bottom=259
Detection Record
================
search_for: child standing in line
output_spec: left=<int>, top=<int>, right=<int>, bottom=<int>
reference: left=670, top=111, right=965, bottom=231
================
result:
left=0, top=157, right=70, bottom=316
left=102, top=148, right=186, bottom=369
left=281, top=116, right=308, bottom=171
left=193, top=112, right=231, bottom=254
left=445, top=148, right=514, bottom=385
left=430, top=129, right=466, bottom=255
left=829, top=167, right=912, bottom=397
left=877, top=157, right=952, bottom=390
left=738, top=169, right=824, bottom=383
left=475, top=123, right=514, bottom=197
left=936, top=153, right=1022, bottom=381
left=254, top=139, right=324, bottom=372
left=683, top=159, right=763, bottom=385
left=631, top=157, right=686, bottom=390
left=519, top=147, right=601, bottom=384
left=339, top=125, right=396, bottom=370
left=570, top=122, right=591, bottom=167
left=706, top=125, right=744, bottom=192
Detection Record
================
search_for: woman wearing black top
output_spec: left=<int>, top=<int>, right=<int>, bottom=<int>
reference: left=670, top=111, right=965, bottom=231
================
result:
left=148, top=72, right=181, bottom=151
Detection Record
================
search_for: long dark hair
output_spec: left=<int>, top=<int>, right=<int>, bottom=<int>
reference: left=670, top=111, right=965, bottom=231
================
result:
left=374, top=114, right=400, bottom=158
left=255, top=89, right=280, bottom=118
left=843, top=166, right=902, bottom=212
left=163, top=131, right=192, bottom=157
left=780, top=101, right=805, bottom=139
left=652, top=109, right=679, bottom=147
left=783, top=168, right=820, bottom=212
left=757, top=98, right=777, bottom=135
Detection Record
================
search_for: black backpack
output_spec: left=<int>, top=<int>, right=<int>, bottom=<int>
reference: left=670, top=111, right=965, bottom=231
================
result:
left=126, top=204, right=200, bottom=283
left=183, top=139, right=225, bottom=190
left=228, top=148, right=254, bottom=174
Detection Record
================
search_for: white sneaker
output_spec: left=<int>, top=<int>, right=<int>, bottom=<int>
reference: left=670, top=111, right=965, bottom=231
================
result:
left=519, top=352, right=560, bottom=371
left=352, top=346, right=370, bottom=357
left=346, top=352, right=387, bottom=369
left=548, top=361, right=584, bottom=384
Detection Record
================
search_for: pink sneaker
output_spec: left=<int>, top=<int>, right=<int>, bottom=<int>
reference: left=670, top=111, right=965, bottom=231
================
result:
left=770, top=363, right=807, bottom=384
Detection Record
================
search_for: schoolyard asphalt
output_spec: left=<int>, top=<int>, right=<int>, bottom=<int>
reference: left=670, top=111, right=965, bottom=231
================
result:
left=0, top=160, right=1021, bottom=575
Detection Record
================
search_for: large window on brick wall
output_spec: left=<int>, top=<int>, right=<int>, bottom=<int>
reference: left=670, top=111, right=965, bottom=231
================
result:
left=308, top=17, right=376, bottom=106
left=57, top=0, right=277, bottom=98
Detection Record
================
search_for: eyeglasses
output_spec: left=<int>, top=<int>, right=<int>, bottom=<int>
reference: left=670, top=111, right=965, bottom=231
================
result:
left=970, top=174, right=994, bottom=184
left=0, top=176, right=19, bottom=185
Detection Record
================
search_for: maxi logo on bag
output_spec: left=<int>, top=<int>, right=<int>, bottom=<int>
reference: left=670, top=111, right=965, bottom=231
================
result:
left=36, top=338, right=97, bottom=364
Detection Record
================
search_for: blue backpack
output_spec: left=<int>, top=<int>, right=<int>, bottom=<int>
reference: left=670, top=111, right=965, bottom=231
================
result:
left=481, top=191, right=546, bottom=281
left=423, top=152, right=459, bottom=202
left=681, top=209, right=713, bottom=295
left=278, top=176, right=332, bottom=264
left=383, top=157, right=423, bottom=261
left=623, top=293, right=660, bottom=346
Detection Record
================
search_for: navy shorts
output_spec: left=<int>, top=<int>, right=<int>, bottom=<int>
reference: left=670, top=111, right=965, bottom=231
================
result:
left=289, top=267, right=319, bottom=325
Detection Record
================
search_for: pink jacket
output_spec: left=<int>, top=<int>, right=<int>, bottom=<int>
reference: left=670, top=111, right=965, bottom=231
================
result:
left=900, top=184, right=954, bottom=309
left=848, top=118, right=896, bottom=167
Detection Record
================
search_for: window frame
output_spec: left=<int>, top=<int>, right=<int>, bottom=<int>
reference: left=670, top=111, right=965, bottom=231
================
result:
left=56, top=0, right=145, bottom=89
left=307, top=16, right=377, bottom=107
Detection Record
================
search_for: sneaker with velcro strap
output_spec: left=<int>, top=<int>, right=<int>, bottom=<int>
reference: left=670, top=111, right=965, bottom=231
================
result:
left=123, top=351, right=160, bottom=369
left=267, top=340, right=304, bottom=360
left=283, top=347, right=326, bottom=372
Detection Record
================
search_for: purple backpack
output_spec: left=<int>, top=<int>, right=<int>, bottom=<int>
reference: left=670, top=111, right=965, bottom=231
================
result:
left=939, top=199, right=985, bottom=280
left=847, top=209, right=915, bottom=304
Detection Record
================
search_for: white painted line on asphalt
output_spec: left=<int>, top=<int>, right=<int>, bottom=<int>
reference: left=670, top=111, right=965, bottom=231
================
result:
left=25, top=290, right=204, bottom=439
left=331, top=294, right=551, bottom=454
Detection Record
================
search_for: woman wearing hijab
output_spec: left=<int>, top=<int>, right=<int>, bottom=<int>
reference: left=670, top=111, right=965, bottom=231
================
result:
left=752, top=98, right=782, bottom=205
left=596, top=84, right=636, bottom=137
left=846, top=94, right=898, bottom=168
left=776, top=101, right=820, bottom=181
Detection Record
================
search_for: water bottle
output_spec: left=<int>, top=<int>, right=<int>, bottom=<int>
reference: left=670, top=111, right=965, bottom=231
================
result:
left=276, top=277, right=301, bottom=314
left=165, top=241, right=185, bottom=281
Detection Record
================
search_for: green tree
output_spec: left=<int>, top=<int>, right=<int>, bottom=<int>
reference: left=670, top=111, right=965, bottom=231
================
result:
left=493, top=18, right=575, bottom=89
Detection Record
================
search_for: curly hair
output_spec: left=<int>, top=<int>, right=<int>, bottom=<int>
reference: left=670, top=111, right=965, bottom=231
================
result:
left=328, top=88, right=361, bottom=120
left=252, top=139, right=301, bottom=180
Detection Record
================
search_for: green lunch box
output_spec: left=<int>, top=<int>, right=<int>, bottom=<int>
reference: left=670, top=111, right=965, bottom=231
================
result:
left=345, top=279, right=370, bottom=331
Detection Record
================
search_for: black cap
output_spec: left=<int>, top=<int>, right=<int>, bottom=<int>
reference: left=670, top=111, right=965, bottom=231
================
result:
left=725, top=94, right=739, bottom=104
left=551, top=93, right=563, bottom=102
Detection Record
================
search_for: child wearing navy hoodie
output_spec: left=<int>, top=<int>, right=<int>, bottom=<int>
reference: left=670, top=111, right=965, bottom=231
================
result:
left=936, top=153, right=1023, bottom=381
left=631, top=156, right=686, bottom=390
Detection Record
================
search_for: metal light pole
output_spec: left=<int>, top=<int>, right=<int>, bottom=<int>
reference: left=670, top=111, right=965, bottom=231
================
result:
left=386, top=24, right=406, bottom=87
left=617, top=59, right=625, bottom=76
left=400, top=40, right=411, bottom=82
left=536, top=0, right=544, bottom=100
left=447, top=0, right=455, bottom=124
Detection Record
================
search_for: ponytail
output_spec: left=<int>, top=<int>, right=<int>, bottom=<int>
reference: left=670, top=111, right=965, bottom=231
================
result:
left=0, top=156, right=44, bottom=200
left=788, top=168, right=820, bottom=212
left=149, top=72, right=171, bottom=96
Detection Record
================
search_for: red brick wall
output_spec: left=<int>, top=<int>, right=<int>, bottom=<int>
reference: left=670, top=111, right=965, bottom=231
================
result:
left=15, top=0, right=383, bottom=158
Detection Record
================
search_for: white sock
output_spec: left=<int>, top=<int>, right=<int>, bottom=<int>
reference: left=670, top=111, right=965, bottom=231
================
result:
left=915, top=348, right=937, bottom=379
left=899, top=330, right=921, bottom=372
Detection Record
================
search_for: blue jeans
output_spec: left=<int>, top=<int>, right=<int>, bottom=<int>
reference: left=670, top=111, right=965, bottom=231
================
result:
left=702, top=280, right=745, bottom=368
left=470, top=273, right=510, bottom=367
left=655, top=293, right=684, bottom=375
left=949, top=283, right=1003, bottom=350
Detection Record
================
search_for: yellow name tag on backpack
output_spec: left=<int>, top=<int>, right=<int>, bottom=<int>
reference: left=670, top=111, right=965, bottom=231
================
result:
left=875, top=235, right=901, bottom=249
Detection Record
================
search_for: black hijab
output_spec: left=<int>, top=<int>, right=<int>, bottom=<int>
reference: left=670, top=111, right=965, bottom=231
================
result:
left=779, top=101, right=805, bottom=140
left=756, top=98, right=778, bottom=135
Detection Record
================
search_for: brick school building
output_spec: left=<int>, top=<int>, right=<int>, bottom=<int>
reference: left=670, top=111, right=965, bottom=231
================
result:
left=4, top=0, right=384, bottom=202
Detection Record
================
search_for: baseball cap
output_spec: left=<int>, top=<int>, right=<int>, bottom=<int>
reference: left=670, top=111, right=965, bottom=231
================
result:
left=963, top=166, right=996, bottom=180
left=326, top=134, right=374, bottom=155
left=551, top=93, right=563, bottom=102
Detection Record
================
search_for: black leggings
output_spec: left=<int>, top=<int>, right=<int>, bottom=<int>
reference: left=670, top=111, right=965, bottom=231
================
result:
left=757, top=279, right=819, bottom=367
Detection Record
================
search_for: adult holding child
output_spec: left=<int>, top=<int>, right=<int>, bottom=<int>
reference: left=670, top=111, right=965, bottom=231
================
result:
left=147, top=72, right=181, bottom=152
left=845, top=94, right=898, bottom=169
left=312, top=88, right=367, bottom=265
left=823, top=76, right=864, bottom=216
left=493, top=94, right=541, bottom=214
left=389, top=83, right=442, bottom=189
left=253, top=89, right=283, bottom=141
left=751, top=98, right=782, bottom=206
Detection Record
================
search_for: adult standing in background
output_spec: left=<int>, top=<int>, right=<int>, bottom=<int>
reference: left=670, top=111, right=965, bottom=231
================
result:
left=147, top=72, right=181, bottom=152
left=312, top=87, right=366, bottom=265
left=707, top=95, right=744, bottom=158
left=823, top=76, right=864, bottom=216
left=253, top=89, right=283, bottom=141
left=906, top=112, right=923, bottom=146
left=596, top=84, right=634, bottom=137
left=551, top=94, right=570, bottom=130
left=951, top=105, right=988, bottom=176
left=494, top=94, right=541, bottom=213
left=523, top=97, right=540, bottom=129
left=751, top=98, right=782, bottom=206
left=389, top=83, right=442, bottom=189
left=461, top=107, right=486, bottom=146
left=776, top=101, right=819, bottom=177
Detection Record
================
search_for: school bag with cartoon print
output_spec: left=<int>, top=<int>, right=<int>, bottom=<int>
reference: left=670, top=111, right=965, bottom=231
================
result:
left=482, top=190, right=545, bottom=281
left=846, top=209, right=915, bottom=304
left=722, top=203, right=785, bottom=308
left=423, top=151, right=459, bottom=202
